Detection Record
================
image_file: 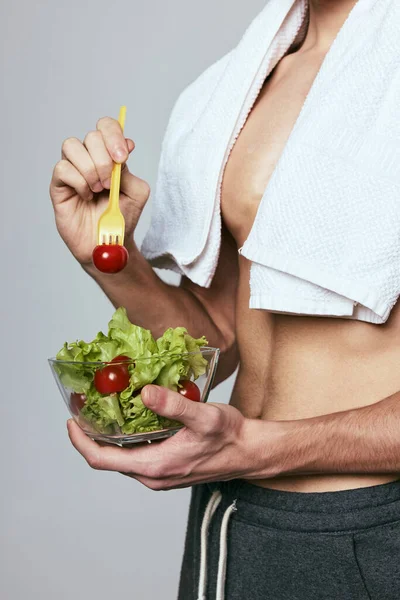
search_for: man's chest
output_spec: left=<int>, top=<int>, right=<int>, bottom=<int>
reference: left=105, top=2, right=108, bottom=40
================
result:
left=220, top=53, right=324, bottom=248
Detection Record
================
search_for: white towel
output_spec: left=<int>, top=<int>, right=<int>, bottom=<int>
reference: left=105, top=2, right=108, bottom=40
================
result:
left=141, top=0, right=400, bottom=324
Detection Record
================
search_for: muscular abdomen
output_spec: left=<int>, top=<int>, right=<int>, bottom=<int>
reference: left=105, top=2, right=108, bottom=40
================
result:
left=220, top=47, right=400, bottom=491
left=229, top=257, right=400, bottom=491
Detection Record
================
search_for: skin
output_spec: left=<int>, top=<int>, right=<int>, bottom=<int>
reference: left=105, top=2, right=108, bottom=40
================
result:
left=51, top=0, right=400, bottom=493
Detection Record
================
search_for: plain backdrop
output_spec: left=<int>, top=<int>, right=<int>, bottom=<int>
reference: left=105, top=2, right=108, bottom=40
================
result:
left=0, top=1, right=267, bottom=599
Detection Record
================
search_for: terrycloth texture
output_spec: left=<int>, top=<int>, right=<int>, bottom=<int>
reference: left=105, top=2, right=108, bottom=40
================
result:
left=141, top=0, right=400, bottom=324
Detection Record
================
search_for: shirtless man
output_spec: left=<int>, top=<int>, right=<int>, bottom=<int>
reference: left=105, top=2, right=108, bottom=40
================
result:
left=50, top=1, right=400, bottom=598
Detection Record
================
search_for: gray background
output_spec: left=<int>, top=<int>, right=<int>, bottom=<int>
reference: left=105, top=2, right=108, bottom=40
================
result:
left=1, top=1, right=266, bottom=598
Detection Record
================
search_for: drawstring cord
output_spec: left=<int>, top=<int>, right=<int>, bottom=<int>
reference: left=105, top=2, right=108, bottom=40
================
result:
left=198, top=490, right=222, bottom=600
left=216, top=498, right=237, bottom=600
left=197, top=490, right=238, bottom=600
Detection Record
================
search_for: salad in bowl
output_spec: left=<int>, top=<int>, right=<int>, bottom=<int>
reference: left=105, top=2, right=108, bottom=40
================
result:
left=49, top=308, right=219, bottom=445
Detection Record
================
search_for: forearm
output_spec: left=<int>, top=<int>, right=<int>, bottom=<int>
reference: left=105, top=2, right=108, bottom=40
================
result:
left=84, top=239, right=237, bottom=383
left=249, top=390, right=400, bottom=478
left=85, top=240, right=215, bottom=338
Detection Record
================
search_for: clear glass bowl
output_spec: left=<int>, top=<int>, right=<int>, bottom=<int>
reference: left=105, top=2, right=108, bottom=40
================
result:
left=48, top=347, right=220, bottom=446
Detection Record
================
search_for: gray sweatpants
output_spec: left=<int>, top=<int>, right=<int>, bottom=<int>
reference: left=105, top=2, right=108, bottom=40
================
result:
left=178, top=479, right=400, bottom=599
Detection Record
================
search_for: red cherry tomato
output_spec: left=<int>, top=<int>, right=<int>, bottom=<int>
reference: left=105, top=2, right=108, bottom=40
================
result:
left=92, top=244, right=129, bottom=274
left=70, top=392, right=87, bottom=415
left=94, top=364, right=130, bottom=394
left=111, top=355, right=131, bottom=365
left=112, top=355, right=130, bottom=362
left=111, top=355, right=131, bottom=376
left=178, top=380, right=201, bottom=402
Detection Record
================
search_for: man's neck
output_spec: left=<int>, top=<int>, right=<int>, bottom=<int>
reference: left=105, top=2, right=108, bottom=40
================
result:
left=301, top=0, right=359, bottom=52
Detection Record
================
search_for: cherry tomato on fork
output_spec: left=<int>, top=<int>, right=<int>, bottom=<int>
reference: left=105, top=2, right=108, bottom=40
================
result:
left=92, top=244, right=129, bottom=274
left=178, top=380, right=201, bottom=402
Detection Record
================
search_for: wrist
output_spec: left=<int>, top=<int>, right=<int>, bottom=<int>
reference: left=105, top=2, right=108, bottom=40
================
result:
left=239, top=417, right=309, bottom=480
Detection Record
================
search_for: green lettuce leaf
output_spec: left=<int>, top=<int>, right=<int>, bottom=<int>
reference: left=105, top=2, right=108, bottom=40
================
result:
left=184, top=333, right=208, bottom=379
left=120, top=356, right=164, bottom=399
left=55, top=308, right=209, bottom=435
left=108, top=308, right=158, bottom=359
left=55, top=342, right=96, bottom=393
left=98, top=394, right=125, bottom=427
left=121, top=394, right=162, bottom=434
left=155, top=357, right=190, bottom=391
left=156, top=327, right=188, bottom=354
left=81, top=388, right=118, bottom=434
left=156, top=327, right=208, bottom=381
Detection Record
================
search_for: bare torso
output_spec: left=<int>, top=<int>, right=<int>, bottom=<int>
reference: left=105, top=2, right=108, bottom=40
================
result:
left=221, top=46, right=400, bottom=492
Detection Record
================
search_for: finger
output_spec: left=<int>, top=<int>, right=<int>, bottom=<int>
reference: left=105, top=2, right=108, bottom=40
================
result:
left=61, top=137, right=102, bottom=193
left=84, top=131, right=135, bottom=190
left=67, top=420, right=159, bottom=473
left=120, top=165, right=150, bottom=213
left=83, top=130, right=114, bottom=189
left=142, top=385, right=214, bottom=433
left=97, top=116, right=129, bottom=163
left=126, top=138, right=135, bottom=153
left=52, top=160, right=93, bottom=202
left=120, top=473, right=189, bottom=491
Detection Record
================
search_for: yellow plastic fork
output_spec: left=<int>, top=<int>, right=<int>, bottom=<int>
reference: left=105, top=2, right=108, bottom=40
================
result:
left=97, top=105, right=127, bottom=246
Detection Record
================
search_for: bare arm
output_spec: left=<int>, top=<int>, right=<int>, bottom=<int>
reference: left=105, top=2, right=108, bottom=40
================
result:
left=67, top=380, right=400, bottom=491
left=49, top=115, right=239, bottom=384
left=246, top=389, right=400, bottom=478
left=84, top=226, right=240, bottom=385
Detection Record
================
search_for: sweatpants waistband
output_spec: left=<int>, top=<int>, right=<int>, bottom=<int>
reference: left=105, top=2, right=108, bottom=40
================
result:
left=207, top=479, right=400, bottom=533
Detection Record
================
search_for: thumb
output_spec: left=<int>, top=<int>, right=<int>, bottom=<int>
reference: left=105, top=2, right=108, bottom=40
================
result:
left=142, top=385, right=208, bottom=431
left=120, top=164, right=151, bottom=215
left=126, top=138, right=135, bottom=153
